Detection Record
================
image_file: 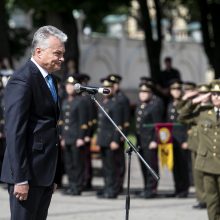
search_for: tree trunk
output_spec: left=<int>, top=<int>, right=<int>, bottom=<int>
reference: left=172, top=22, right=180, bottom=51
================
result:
left=198, top=0, right=214, bottom=71
left=136, top=0, right=162, bottom=82
left=0, top=0, right=11, bottom=60
left=46, top=11, right=80, bottom=73
left=210, top=3, right=220, bottom=78
left=60, top=12, right=80, bottom=73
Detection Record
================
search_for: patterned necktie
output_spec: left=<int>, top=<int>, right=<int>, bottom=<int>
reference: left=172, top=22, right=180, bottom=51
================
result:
left=46, top=75, right=57, bottom=102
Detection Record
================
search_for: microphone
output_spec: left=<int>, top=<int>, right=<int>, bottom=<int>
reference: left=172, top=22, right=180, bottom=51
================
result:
left=74, top=83, right=111, bottom=95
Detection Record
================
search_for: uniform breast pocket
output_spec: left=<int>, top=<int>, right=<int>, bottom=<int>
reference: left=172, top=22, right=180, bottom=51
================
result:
left=197, top=147, right=207, bottom=157
left=200, top=122, right=212, bottom=135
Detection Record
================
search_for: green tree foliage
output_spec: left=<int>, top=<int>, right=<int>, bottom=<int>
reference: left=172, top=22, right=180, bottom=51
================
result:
left=4, top=0, right=130, bottom=70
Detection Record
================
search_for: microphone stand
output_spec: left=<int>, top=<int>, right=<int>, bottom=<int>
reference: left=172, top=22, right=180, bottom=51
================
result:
left=89, top=93, right=160, bottom=220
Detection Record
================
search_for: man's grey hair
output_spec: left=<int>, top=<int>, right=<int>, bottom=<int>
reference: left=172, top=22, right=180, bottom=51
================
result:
left=31, top=25, right=68, bottom=55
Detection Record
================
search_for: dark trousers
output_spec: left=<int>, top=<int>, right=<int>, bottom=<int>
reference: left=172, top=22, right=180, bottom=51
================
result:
left=173, top=140, right=190, bottom=194
left=8, top=184, right=53, bottom=220
left=136, top=135, right=159, bottom=192
left=0, top=138, right=6, bottom=179
left=63, top=144, right=85, bottom=191
left=100, top=147, right=118, bottom=195
left=84, top=141, right=93, bottom=187
left=114, top=141, right=126, bottom=192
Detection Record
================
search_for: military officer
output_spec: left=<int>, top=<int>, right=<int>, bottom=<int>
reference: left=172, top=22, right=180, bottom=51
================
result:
left=78, top=73, right=97, bottom=190
left=60, top=76, right=88, bottom=195
left=135, top=83, right=163, bottom=198
left=178, top=79, right=220, bottom=220
left=107, top=73, right=130, bottom=193
left=166, top=79, right=190, bottom=198
left=178, top=83, right=210, bottom=208
left=96, top=78, right=123, bottom=199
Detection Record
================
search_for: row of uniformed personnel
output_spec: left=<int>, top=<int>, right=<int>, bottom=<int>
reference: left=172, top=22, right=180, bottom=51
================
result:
left=59, top=72, right=219, bottom=206
left=59, top=73, right=130, bottom=198
left=177, top=79, right=220, bottom=220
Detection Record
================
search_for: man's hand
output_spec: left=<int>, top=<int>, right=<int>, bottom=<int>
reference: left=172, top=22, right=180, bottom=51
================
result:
left=181, top=142, right=188, bottom=150
left=14, top=184, right=29, bottom=201
left=182, top=90, right=199, bottom=101
left=192, top=93, right=211, bottom=104
left=110, top=141, right=119, bottom=150
left=76, top=139, right=84, bottom=147
left=149, top=141, right=158, bottom=149
left=60, top=139, right=65, bottom=149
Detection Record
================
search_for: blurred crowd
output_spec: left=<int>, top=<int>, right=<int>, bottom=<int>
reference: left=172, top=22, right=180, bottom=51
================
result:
left=1, top=55, right=220, bottom=219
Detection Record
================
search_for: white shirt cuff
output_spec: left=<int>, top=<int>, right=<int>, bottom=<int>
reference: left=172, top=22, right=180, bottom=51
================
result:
left=15, top=181, right=28, bottom=185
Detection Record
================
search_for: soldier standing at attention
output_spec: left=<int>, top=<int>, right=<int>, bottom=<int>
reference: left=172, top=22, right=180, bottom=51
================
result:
left=78, top=73, right=97, bottom=190
left=60, top=76, right=88, bottom=195
left=135, top=83, right=163, bottom=198
left=139, top=76, right=165, bottom=114
left=96, top=78, right=123, bottom=199
left=178, top=80, right=220, bottom=220
left=107, top=74, right=130, bottom=194
left=166, top=79, right=189, bottom=198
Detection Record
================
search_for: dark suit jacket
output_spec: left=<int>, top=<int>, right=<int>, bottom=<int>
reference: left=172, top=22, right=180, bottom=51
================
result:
left=0, top=60, right=60, bottom=187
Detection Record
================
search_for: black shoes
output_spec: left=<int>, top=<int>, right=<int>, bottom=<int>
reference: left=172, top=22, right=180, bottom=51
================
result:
left=138, top=191, right=157, bottom=199
left=192, top=202, right=206, bottom=209
left=96, top=190, right=118, bottom=199
left=63, top=187, right=81, bottom=196
left=176, top=191, right=188, bottom=198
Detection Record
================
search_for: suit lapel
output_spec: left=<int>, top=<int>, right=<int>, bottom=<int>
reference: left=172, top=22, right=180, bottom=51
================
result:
left=29, top=61, right=58, bottom=114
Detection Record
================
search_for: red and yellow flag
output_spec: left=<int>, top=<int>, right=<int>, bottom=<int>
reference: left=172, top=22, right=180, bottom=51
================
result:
left=155, top=123, right=173, bottom=171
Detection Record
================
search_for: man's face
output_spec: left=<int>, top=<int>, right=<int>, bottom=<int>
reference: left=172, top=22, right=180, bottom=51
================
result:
left=211, top=92, right=220, bottom=107
left=139, top=91, right=152, bottom=102
left=165, top=60, right=172, bottom=69
left=35, top=36, right=65, bottom=73
left=170, top=88, right=182, bottom=99
left=65, top=83, right=75, bottom=95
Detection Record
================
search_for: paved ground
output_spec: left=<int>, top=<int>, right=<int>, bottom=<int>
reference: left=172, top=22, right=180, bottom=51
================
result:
left=0, top=153, right=208, bottom=220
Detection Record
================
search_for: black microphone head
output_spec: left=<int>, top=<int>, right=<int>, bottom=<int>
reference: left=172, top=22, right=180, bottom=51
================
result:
left=74, top=83, right=81, bottom=93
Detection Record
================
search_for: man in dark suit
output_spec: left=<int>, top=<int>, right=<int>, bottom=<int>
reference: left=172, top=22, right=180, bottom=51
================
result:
left=0, top=25, right=67, bottom=220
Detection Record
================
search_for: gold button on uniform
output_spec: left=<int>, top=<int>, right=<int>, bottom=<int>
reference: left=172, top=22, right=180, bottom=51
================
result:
left=213, top=153, right=216, bottom=157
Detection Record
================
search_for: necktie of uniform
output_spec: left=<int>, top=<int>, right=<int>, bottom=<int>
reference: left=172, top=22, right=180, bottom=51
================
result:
left=46, top=74, right=57, bottom=102
left=217, top=109, right=220, bottom=121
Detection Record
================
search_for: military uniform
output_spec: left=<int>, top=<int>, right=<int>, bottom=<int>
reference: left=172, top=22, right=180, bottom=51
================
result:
left=78, top=73, right=97, bottom=189
left=60, top=76, right=88, bottom=195
left=135, top=83, right=163, bottom=198
left=107, top=74, right=131, bottom=193
left=96, top=79, right=123, bottom=198
left=166, top=81, right=190, bottom=197
left=178, top=84, right=210, bottom=208
left=178, top=80, right=220, bottom=220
